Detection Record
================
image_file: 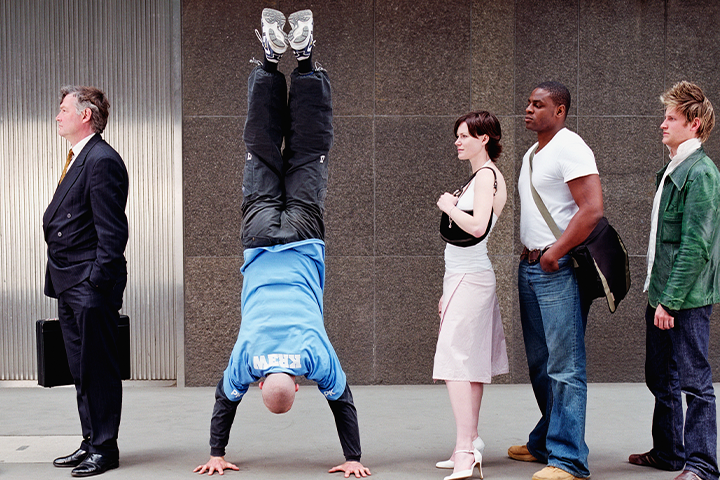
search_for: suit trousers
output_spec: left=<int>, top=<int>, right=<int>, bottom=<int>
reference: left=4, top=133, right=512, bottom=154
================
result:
left=57, top=278, right=126, bottom=458
left=241, top=65, right=333, bottom=248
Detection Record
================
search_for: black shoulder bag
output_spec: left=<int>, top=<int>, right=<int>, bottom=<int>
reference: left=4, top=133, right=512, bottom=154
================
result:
left=439, top=167, right=497, bottom=247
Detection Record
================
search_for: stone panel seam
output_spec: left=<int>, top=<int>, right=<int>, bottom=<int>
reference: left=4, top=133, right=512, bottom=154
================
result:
left=372, top=0, right=378, bottom=384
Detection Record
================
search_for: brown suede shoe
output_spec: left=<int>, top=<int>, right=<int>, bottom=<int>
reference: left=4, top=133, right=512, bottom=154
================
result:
left=628, top=451, right=676, bottom=471
left=674, top=471, right=703, bottom=480
left=508, top=444, right=539, bottom=462
left=532, top=466, right=589, bottom=480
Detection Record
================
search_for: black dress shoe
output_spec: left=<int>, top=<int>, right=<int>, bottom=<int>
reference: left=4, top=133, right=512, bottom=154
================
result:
left=71, top=453, right=119, bottom=477
left=53, top=448, right=88, bottom=468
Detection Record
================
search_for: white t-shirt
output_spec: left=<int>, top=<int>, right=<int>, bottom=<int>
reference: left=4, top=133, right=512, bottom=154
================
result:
left=518, top=128, right=598, bottom=250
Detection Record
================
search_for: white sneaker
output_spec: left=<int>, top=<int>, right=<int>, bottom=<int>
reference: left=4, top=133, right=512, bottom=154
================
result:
left=256, top=8, right=287, bottom=63
left=288, top=9, right=314, bottom=60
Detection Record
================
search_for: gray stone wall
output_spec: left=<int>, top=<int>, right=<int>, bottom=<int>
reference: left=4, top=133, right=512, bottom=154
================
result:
left=182, top=0, right=720, bottom=386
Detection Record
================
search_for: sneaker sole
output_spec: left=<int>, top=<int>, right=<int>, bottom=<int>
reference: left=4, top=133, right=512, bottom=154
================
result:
left=508, top=447, right=539, bottom=462
left=288, top=10, right=312, bottom=48
left=262, top=8, right=287, bottom=51
left=531, top=469, right=588, bottom=480
left=509, top=453, right=540, bottom=462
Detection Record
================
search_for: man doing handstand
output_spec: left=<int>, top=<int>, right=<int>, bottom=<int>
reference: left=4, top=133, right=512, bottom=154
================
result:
left=193, top=8, right=371, bottom=479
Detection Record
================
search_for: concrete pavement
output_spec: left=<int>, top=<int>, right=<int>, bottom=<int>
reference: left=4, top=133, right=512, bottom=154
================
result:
left=0, top=381, right=705, bottom=479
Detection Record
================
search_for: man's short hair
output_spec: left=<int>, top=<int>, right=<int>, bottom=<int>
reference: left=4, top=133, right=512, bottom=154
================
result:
left=536, top=81, right=571, bottom=117
left=60, top=85, right=110, bottom=134
left=661, top=81, right=715, bottom=143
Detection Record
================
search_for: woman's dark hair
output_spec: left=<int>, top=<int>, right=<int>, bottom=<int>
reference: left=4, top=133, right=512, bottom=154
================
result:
left=453, top=111, right=503, bottom=161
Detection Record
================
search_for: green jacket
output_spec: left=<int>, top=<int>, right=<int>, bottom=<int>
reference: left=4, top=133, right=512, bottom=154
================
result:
left=649, top=146, right=720, bottom=311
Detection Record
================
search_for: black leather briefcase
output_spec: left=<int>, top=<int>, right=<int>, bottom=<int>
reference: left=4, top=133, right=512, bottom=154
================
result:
left=36, top=315, right=131, bottom=387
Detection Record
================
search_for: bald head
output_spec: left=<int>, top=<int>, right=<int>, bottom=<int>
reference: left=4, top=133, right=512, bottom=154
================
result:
left=260, top=373, right=297, bottom=414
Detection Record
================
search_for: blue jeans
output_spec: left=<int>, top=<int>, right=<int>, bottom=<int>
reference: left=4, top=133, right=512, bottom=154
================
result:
left=518, top=256, right=590, bottom=478
left=241, top=66, right=333, bottom=248
left=645, top=303, right=719, bottom=480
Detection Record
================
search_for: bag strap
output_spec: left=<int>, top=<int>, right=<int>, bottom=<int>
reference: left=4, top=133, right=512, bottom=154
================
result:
left=455, top=166, right=498, bottom=198
left=454, top=164, right=498, bottom=195
left=528, top=146, right=562, bottom=241
left=453, top=170, right=479, bottom=197
left=477, top=166, right=498, bottom=195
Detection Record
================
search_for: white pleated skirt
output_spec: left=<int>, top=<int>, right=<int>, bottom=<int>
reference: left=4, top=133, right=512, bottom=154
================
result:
left=432, top=269, right=509, bottom=383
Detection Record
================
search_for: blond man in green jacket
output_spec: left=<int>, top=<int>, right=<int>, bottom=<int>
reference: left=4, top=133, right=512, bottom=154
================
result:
left=630, top=81, right=720, bottom=480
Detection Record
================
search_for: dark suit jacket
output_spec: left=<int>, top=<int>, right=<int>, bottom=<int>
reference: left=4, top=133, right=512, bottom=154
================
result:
left=43, top=133, right=129, bottom=298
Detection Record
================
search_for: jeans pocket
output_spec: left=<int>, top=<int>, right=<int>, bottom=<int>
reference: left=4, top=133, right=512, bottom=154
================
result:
left=557, top=255, right=573, bottom=267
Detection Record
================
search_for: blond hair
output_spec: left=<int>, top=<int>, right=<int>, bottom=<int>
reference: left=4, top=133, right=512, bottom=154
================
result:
left=661, top=81, right=715, bottom=142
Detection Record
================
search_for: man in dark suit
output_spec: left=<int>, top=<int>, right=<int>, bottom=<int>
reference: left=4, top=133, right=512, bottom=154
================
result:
left=43, top=85, right=129, bottom=477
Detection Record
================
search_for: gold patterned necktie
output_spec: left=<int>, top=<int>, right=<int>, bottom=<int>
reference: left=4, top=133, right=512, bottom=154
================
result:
left=58, top=149, right=73, bottom=185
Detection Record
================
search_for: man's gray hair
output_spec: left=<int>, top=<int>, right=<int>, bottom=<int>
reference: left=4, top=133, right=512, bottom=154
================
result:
left=60, top=85, right=110, bottom=134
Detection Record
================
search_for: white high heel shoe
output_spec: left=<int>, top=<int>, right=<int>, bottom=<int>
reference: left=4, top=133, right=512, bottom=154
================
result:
left=442, top=447, right=483, bottom=480
left=436, top=437, right=485, bottom=469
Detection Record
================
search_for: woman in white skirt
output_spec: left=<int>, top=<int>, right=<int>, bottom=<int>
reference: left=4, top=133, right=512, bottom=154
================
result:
left=434, top=111, right=510, bottom=480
